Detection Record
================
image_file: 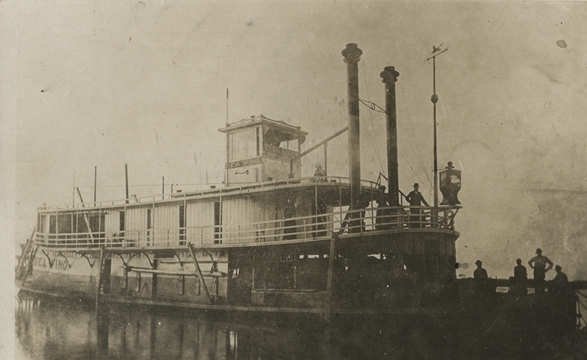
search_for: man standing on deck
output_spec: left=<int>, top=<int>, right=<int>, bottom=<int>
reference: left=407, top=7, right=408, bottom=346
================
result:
left=406, top=183, right=429, bottom=228
left=474, top=260, right=488, bottom=279
left=550, top=265, right=569, bottom=294
left=528, top=248, right=553, bottom=294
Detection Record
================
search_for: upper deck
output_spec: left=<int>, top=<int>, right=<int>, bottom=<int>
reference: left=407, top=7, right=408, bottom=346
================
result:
left=34, top=175, right=460, bottom=250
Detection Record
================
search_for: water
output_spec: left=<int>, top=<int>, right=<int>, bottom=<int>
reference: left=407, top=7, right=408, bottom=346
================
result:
left=16, top=292, right=587, bottom=360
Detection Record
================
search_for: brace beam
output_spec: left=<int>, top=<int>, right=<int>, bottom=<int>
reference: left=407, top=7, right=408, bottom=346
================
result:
left=188, top=243, right=211, bottom=305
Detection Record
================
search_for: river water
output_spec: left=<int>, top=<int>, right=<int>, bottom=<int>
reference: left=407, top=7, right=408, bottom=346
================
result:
left=15, top=291, right=587, bottom=360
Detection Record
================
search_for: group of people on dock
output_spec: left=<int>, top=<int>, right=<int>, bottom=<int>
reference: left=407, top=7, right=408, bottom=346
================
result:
left=474, top=248, right=570, bottom=295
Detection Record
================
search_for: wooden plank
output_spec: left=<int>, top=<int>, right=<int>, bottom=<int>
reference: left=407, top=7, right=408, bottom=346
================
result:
left=187, top=243, right=212, bottom=304
left=127, top=266, right=226, bottom=278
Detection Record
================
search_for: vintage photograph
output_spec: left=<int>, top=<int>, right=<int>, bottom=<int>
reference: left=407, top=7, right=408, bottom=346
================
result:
left=4, top=1, right=587, bottom=358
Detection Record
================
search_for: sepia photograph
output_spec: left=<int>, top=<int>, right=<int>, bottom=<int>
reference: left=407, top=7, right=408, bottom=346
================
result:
left=3, top=0, right=587, bottom=358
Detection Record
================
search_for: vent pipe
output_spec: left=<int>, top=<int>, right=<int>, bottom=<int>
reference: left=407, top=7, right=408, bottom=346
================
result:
left=380, top=66, right=400, bottom=206
left=341, top=43, right=362, bottom=210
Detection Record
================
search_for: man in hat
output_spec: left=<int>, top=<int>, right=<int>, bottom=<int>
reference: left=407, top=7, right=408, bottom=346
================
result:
left=473, top=260, right=488, bottom=279
left=406, top=183, right=429, bottom=228
left=528, top=248, right=553, bottom=294
left=473, top=260, right=490, bottom=296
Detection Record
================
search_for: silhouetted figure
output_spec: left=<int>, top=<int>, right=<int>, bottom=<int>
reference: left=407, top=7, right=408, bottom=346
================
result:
left=314, top=165, right=326, bottom=181
left=406, top=183, right=429, bottom=228
left=528, top=248, right=553, bottom=294
left=474, top=260, right=491, bottom=296
left=376, top=186, right=389, bottom=230
left=549, top=265, right=569, bottom=295
left=473, top=260, right=488, bottom=279
left=511, top=258, right=528, bottom=295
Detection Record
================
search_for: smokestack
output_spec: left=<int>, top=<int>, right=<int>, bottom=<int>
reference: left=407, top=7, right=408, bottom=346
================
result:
left=341, top=43, right=362, bottom=210
left=380, top=66, right=400, bottom=206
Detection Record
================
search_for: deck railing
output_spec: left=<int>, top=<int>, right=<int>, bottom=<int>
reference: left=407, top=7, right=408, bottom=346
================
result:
left=36, top=176, right=380, bottom=212
left=34, top=205, right=459, bottom=249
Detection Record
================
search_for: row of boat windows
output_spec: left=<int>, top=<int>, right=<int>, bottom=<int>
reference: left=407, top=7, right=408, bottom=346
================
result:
left=38, top=203, right=223, bottom=237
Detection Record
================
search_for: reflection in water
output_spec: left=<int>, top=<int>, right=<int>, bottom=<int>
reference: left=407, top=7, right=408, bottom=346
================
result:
left=16, top=294, right=330, bottom=360
left=16, top=292, right=587, bottom=360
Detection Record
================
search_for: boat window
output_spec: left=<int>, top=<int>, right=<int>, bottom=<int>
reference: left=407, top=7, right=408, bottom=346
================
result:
left=57, top=213, right=72, bottom=234
left=49, top=215, right=56, bottom=233
left=147, top=209, right=152, bottom=246
left=179, top=205, right=186, bottom=245
left=214, top=201, right=222, bottom=244
left=256, top=127, right=260, bottom=156
left=119, top=211, right=125, bottom=232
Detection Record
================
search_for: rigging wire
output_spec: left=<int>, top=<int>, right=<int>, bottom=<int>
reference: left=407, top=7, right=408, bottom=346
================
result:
left=398, top=83, right=432, bottom=185
left=360, top=61, right=385, bottom=174
left=355, top=63, right=429, bottom=193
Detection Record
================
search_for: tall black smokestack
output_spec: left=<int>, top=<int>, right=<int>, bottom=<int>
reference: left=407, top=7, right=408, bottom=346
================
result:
left=341, top=43, right=362, bottom=210
left=380, top=66, right=400, bottom=206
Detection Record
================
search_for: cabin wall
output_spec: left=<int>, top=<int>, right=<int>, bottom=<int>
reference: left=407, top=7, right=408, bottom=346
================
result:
left=227, top=164, right=261, bottom=184
left=104, top=210, right=120, bottom=241
left=186, top=201, right=215, bottom=245
left=153, top=204, right=179, bottom=246
left=223, top=197, right=259, bottom=242
left=221, top=195, right=284, bottom=243
left=263, top=158, right=299, bottom=181
left=126, top=207, right=149, bottom=246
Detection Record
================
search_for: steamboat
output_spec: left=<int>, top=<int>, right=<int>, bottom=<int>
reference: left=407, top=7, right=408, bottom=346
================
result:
left=16, top=44, right=586, bottom=351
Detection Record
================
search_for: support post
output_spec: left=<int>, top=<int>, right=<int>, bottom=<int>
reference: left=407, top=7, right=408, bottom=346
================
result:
left=76, top=187, right=95, bottom=243
left=95, top=247, right=105, bottom=308
left=325, top=234, right=338, bottom=322
left=188, top=243, right=212, bottom=305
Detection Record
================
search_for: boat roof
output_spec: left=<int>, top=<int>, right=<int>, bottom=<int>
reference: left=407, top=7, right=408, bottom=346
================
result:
left=218, top=114, right=308, bottom=143
left=37, top=176, right=381, bottom=213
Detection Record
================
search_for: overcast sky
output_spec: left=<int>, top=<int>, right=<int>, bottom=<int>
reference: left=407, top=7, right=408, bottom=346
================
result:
left=2, top=0, right=587, bottom=280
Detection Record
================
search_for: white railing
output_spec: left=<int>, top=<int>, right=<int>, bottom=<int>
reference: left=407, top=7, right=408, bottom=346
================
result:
left=34, top=205, right=460, bottom=249
left=37, top=176, right=380, bottom=212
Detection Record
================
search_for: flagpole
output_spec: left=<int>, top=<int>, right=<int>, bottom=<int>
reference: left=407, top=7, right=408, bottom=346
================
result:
left=428, top=45, right=447, bottom=227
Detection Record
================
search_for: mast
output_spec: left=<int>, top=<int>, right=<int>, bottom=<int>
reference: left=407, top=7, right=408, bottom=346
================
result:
left=427, top=45, right=448, bottom=224
left=433, top=55, right=438, bottom=216
left=380, top=66, right=400, bottom=206
left=94, top=166, right=97, bottom=203
left=125, top=163, right=129, bottom=204
left=341, top=43, right=362, bottom=210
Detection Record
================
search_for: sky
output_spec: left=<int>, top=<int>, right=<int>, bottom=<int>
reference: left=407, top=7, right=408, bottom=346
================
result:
left=2, top=0, right=587, bottom=287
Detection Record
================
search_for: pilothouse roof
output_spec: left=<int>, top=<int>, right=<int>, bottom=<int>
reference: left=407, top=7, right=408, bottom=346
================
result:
left=218, top=114, right=307, bottom=144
